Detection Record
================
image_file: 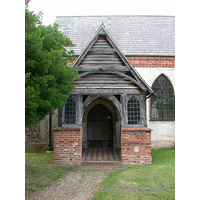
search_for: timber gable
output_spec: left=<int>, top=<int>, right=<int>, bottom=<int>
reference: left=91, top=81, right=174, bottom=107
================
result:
left=73, top=24, right=153, bottom=97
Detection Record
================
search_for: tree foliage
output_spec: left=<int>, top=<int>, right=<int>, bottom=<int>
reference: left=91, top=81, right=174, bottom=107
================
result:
left=25, top=2, right=78, bottom=128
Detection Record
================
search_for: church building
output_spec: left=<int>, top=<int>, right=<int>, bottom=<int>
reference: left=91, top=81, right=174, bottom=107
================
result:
left=25, top=16, right=175, bottom=166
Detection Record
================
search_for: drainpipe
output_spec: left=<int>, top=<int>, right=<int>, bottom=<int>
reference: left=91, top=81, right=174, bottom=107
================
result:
left=49, top=115, right=52, bottom=150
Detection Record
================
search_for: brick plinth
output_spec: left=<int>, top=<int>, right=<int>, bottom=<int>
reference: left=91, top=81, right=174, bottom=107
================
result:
left=54, top=127, right=82, bottom=165
left=121, top=127, right=152, bottom=165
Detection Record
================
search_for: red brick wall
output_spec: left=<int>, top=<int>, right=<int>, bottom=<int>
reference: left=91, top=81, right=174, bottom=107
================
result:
left=54, top=126, right=152, bottom=166
left=122, top=127, right=152, bottom=165
left=54, top=127, right=82, bottom=165
left=127, top=56, right=175, bottom=68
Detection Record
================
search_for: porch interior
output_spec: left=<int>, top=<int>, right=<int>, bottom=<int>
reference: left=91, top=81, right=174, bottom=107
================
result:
left=82, top=148, right=121, bottom=161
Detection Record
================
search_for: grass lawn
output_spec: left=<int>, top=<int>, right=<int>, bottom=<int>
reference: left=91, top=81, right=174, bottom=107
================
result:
left=92, top=147, right=175, bottom=200
left=25, top=152, right=71, bottom=197
left=25, top=147, right=175, bottom=199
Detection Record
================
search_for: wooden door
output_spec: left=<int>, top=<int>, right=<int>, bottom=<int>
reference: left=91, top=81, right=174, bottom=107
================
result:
left=87, top=104, right=113, bottom=148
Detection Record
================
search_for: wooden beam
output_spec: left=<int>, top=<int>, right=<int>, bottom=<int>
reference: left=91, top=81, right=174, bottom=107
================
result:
left=77, top=70, right=145, bottom=89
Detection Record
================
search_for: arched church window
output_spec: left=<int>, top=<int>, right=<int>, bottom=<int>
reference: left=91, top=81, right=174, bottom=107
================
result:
left=151, top=74, right=175, bottom=120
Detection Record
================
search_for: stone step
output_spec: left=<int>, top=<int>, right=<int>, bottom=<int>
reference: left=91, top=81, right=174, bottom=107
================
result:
left=81, top=161, right=122, bottom=165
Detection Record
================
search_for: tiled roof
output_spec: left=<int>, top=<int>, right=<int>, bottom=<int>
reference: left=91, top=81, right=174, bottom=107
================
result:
left=56, top=15, right=175, bottom=56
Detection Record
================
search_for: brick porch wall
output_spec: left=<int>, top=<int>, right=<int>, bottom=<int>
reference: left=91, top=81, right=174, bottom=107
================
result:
left=54, top=127, right=82, bottom=165
left=54, top=126, right=152, bottom=165
left=121, top=127, right=152, bottom=165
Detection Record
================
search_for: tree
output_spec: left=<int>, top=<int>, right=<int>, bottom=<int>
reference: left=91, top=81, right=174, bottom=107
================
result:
left=25, top=1, right=78, bottom=128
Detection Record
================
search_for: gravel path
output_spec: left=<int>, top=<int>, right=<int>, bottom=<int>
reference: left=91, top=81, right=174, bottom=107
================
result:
left=26, top=165, right=125, bottom=200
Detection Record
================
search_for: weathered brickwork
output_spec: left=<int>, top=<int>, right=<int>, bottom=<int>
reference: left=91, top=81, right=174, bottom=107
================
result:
left=127, top=56, right=175, bottom=68
left=121, top=127, right=152, bottom=165
left=54, top=127, right=82, bottom=165
left=54, top=126, right=152, bottom=165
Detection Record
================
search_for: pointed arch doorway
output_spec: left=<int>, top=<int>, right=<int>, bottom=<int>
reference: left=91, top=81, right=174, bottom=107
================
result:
left=82, top=96, right=122, bottom=162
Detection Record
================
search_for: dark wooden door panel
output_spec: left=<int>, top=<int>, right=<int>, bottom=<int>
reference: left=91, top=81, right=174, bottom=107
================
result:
left=88, top=140, right=113, bottom=148
left=87, top=104, right=113, bottom=148
left=88, top=120, right=112, bottom=140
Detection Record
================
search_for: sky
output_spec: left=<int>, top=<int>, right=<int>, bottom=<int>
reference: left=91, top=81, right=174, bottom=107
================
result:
left=27, top=0, right=175, bottom=26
